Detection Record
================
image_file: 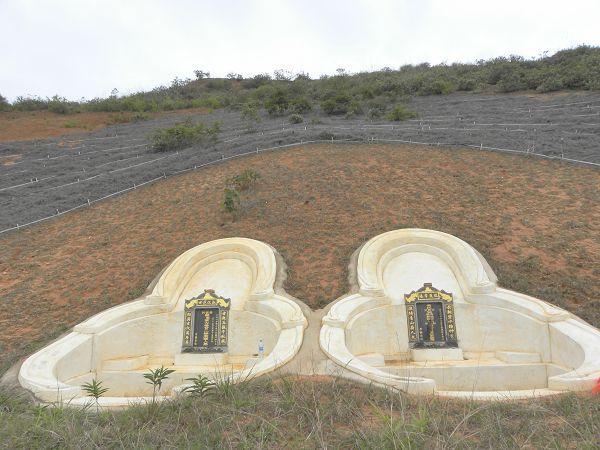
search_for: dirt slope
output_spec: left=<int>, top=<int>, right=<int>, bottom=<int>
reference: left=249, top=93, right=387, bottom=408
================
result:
left=0, top=143, right=598, bottom=368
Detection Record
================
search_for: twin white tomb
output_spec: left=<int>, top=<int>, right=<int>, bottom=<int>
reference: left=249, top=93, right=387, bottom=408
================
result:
left=17, top=230, right=600, bottom=406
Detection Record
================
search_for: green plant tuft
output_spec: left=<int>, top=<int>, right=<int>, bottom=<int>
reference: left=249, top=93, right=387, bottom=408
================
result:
left=143, top=365, right=175, bottom=404
left=182, top=374, right=215, bottom=398
left=151, top=120, right=221, bottom=152
left=386, top=104, right=418, bottom=121
left=81, top=378, right=109, bottom=413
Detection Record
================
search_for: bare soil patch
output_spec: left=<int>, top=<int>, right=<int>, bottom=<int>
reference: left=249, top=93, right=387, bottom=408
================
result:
left=0, top=143, right=598, bottom=365
left=0, top=108, right=209, bottom=142
left=0, top=154, right=21, bottom=166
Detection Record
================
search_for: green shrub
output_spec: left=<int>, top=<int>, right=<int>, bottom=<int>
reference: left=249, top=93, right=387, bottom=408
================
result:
left=456, top=78, right=477, bottom=91
left=387, top=104, right=418, bottom=121
left=497, top=72, right=527, bottom=93
left=321, top=92, right=353, bottom=115
left=200, top=96, right=222, bottom=109
left=0, top=93, right=8, bottom=111
left=226, top=169, right=260, bottom=191
left=12, top=96, right=47, bottom=111
left=222, top=169, right=261, bottom=217
left=289, top=113, right=303, bottom=124
left=536, top=75, right=565, bottom=93
left=109, top=112, right=132, bottom=124
left=317, top=131, right=335, bottom=140
left=418, top=78, right=456, bottom=95
left=289, top=96, right=312, bottom=114
left=48, top=96, right=74, bottom=114
left=241, top=103, right=261, bottom=123
left=5, top=46, right=600, bottom=119
left=366, top=97, right=388, bottom=119
left=151, top=120, right=221, bottom=152
left=264, top=88, right=289, bottom=116
left=242, top=73, right=272, bottom=89
left=132, top=111, right=150, bottom=122
left=345, top=100, right=363, bottom=117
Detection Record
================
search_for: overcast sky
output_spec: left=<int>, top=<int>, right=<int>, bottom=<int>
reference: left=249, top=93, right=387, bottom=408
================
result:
left=1, top=0, right=599, bottom=101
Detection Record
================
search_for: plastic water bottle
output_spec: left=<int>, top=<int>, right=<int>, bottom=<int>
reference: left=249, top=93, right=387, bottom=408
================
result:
left=258, top=339, right=264, bottom=359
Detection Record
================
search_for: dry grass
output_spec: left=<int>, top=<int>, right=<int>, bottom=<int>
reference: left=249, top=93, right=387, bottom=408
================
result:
left=0, top=143, right=598, bottom=370
left=0, top=376, right=598, bottom=448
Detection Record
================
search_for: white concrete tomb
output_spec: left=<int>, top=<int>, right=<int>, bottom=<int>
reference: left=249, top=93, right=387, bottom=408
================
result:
left=320, top=229, right=600, bottom=399
left=19, top=237, right=307, bottom=407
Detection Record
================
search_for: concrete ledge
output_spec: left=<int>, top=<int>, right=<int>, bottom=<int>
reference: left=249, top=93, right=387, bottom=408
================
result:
left=411, top=348, right=464, bottom=362
left=495, top=351, right=541, bottom=364
left=174, top=353, right=228, bottom=366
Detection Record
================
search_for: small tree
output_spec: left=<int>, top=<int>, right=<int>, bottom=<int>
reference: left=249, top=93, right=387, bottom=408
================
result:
left=241, top=103, right=261, bottom=124
left=0, top=93, right=9, bottom=111
left=294, top=72, right=311, bottom=81
left=143, top=366, right=175, bottom=404
left=274, top=69, right=292, bottom=81
left=223, top=187, right=240, bottom=214
left=227, top=72, right=243, bottom=81
left=194, top=69, right=210, bottom=80
left=81, top=378, right=109, bottom=413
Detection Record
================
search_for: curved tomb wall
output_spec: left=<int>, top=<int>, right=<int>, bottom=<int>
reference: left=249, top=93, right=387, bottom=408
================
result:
left=175, top=258, right=253, bottom=310
left=346, top=306, right=408, bottom=357
left=373, top=251, right=551, bottom=358
left=345, top=304, right=552, bottom=360
left=382, top=252, right=464, bottom=303
left=88, top=310, right=280, bottom=366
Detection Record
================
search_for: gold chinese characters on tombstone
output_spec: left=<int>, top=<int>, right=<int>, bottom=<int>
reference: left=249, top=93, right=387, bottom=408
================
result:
left=182, top=289, right=231, bottom=353
left=404, top=283, right=458, bottom=348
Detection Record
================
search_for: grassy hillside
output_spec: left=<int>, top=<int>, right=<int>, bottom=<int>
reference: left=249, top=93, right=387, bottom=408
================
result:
left=2, top=46, right=599, bottom=119
left=1, top=142, right=599, bottom=447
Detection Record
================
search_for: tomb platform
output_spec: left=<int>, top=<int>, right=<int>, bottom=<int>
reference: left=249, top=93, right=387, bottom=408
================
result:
left=320, top=228, right=600, bottom=399
left=18, top=238, right=307, bottom=408
left=14, top=228, right=600, bottom=406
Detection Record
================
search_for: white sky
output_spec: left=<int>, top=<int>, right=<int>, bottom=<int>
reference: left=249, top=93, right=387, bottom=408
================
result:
left=1, top=0, right=599, bottom=101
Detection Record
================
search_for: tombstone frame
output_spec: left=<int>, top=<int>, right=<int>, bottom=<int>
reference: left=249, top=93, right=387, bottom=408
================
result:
left=404, top=283, right=458, bottom=348
left=182, top=289, right=231, bottom=353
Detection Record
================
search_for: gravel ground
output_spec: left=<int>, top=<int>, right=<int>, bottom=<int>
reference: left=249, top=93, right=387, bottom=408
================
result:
left=0, top=91, right=599, bottom=231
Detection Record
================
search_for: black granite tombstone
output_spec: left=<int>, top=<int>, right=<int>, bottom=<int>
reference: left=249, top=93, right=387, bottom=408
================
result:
left=404, top=283, right=458, bottom=348
left=182, top=289, right=230, bottom=353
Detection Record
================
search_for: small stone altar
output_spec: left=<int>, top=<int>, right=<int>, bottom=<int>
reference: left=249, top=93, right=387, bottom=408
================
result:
left=320, top=228, right=600, bottom=399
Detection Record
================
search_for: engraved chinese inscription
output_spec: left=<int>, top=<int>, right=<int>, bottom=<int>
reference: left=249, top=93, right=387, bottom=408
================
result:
left=404, top=283, right=458, bottom=348
left=182, top=289, right=230, bottom=353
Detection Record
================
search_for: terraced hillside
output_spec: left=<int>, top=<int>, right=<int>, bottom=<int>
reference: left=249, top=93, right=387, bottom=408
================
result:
left=1, top=91, right=599, bottom=232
